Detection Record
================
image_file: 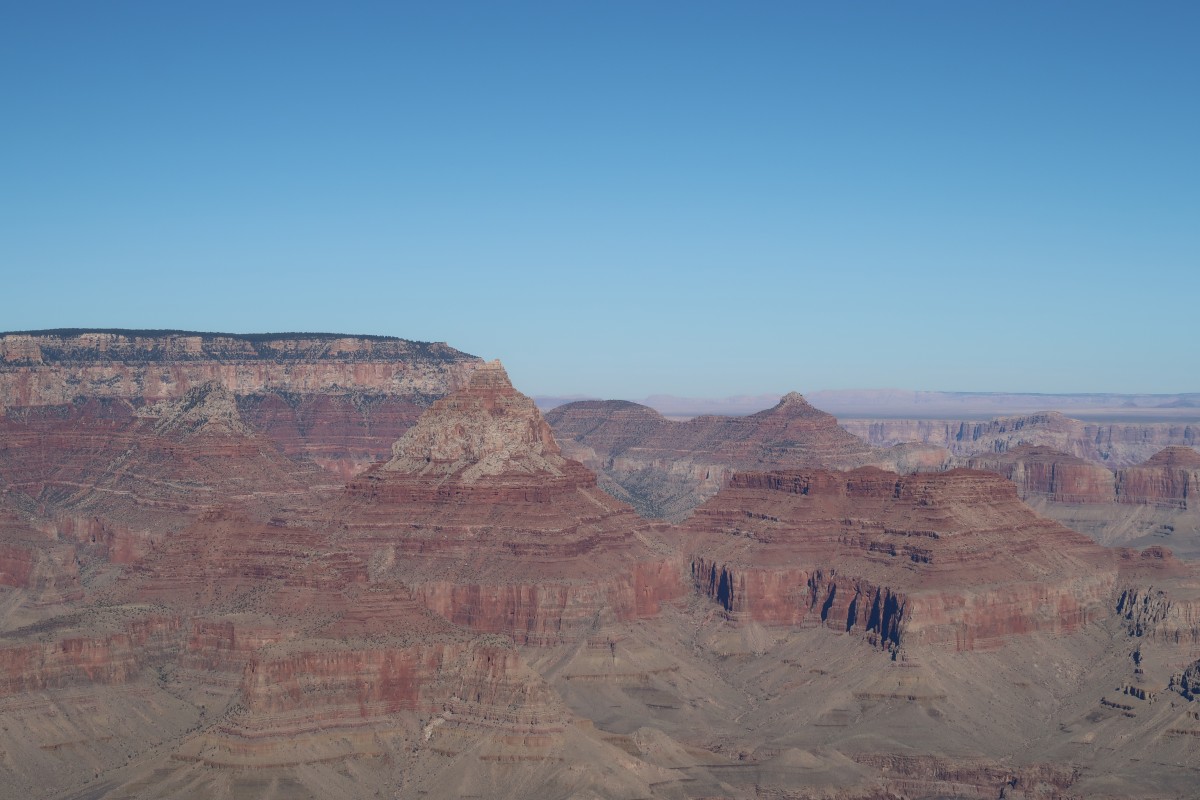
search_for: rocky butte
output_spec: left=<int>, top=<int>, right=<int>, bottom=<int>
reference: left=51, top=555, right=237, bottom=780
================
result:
left=546, top=393, right=949, bottom=521
left=839, top=408, right=1200, bottom=556
left=966, top=444, right=1200, bottom=557
left=680, top=466, right=1120, bottom=651
left=333, top=360, right=685, bottom=644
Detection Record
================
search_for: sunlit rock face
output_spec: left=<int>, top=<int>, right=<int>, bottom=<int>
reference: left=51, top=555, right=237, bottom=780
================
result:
left=680, top=466, right=1120, bottom=651
left=0, top=330, right=482, bottom=478
left=546, top=392, right=949, bottom=521
left=336, top=361, right=685, bottom=644
left=1117, top=446, right=1200, bottom=509
left=967, top=444, right=1118, bottom=503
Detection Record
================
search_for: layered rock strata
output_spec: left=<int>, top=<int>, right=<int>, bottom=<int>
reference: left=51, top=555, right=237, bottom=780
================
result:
left=0, top=330, right=478, bottom=408
left=0, top=330, right=481, bottom=477
left=843, top=411, right=1199, bottom=467
left=679, top=467, right=1119, bottom=651
left=967, top=444, right=1117, bottom=503
left=0, top=501, right=82, bottom=608
left=0, top=384, right=331, bottom=571
left=0, top=611, right=183, bottom=696
left=1117, top=446, right=1200, bottom=508
left=966, top=445, right=1200, bottom=555
left=335, top=361, right=685, bottom=643
left=547, top=395, right=949, bottom=521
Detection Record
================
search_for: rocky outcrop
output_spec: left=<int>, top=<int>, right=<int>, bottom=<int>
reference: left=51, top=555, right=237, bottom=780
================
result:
left=0, top=612, right=182, bottom=696
left=547, top=394, right=949, bottom=521
left=1116, top=447, right=1200, bottom=508
left=848, top=754, right=1081, bottom=800
left=967, top=444, right=1117, bottom=503
left=0, top=391, right=330, bottom=568
left=679, top=467, right=1119, bottom=651
left=960, top=445, right=1200, bottom=555
left=0, top=537, right=81, bottom=606
left=0, top=330, right=479, bottom=408
left=1116, top=583, right=1200, bottom=649
left=842, top=411, right=1199, bottom=468
left=236, top=392, right=430, bottom=478
left=335, top=362, right=685, bottom=644
left=180, top=629, right=569, bottom=768
left=966, top=443, right=1200, bottom=511
left=1107, top=546, right=1200, bottom=679
left=0, top=330, right=481, bottom=477
left=0, top=499, right=82, bottom=607
left=1169, top=658, right=1200, bottom=700
left=382, top=360, right=566, bottom=482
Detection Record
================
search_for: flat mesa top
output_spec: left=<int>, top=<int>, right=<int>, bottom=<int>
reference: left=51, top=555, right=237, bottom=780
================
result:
left=0, top=329, right=417, bottom=343
left=0, top=330, right=479, bottom=363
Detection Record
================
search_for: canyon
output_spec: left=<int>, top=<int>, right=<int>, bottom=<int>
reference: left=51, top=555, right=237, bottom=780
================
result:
left=842, top=412, right=1199, bottom=468
left=1, top=331, right=1199, bottom=799
left=545, top=395, right=949, bottom=521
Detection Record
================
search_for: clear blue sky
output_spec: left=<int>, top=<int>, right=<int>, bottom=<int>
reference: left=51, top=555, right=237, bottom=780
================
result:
left=2, top=1, right=1196, bottom=397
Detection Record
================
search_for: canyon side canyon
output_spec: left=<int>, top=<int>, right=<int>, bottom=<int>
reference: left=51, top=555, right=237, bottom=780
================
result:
left=1, top=330, right=1199, bottom=800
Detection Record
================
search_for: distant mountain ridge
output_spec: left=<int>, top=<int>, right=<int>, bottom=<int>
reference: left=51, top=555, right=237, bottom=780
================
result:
left=808, top=389, right=1200, bottom=418
left=540, top=390, right=1200, bottom=421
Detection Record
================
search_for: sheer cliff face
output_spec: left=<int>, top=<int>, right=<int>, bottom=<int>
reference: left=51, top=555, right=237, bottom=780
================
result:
left=0, top=331, right=480, bottom=408
left=0, top=330, right=482, bottom=478
left=680, top=467, right=1119, bottom=651
left=545, top=394, right=949, bottom=521
left=963, top=444, right=1200, bottom=556
left=967, top=444, right=1118, bottom=503
left=842, top=411, right=1200, bottom=468
left=336, top=361, right=685, bottom=643
left=968, top=444, right=1200, bottom=510
left=1117, top=446, right=1200, bottom=509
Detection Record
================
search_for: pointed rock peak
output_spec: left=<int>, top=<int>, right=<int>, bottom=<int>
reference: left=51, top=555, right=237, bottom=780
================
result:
left=383, top=364, right=567, bottom=483
left=141, top=381, right=249, bottom=437
left=468, top=359, right=514, bottom=390
left=1142, top=446, right=1200, bottom=468
left=778, top=391, right=812, bottom=407
left=761, top=391, right=828, bottom=419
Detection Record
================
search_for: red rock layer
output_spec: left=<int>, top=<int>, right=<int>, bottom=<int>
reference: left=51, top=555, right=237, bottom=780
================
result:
left=181, top=636, right=567, bottom=767
left=334, top=362, right=686, bottom=644
left=0, top=499, right=82, bottom=605
left=967, top=444, right=1117, bottom=503
left=0, top=536, right=81, bottom=605
left=1114, top=547, right=1200, bottom=666
left=967, top=444, right=1200, bottom=511
left=1116, top=446, right=1200, bottom=509
left=546, top=395, right=949, bottom=520
left=679, top=467, right=1119, bottom=651
left=0, top=614, right=182, bottom=696
left=842, top=411, right=1200, bottom=468
left=237, top=392, right=428, bottom=478
left=0, top=330, right=481, bottom=481
left=127, top=511, right=368, bottom=608
left=0, top=331, right=478, bottom=408
left=850, top=754, right=1081, bottom=800
left=0, top=386, right=332, bottom=568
